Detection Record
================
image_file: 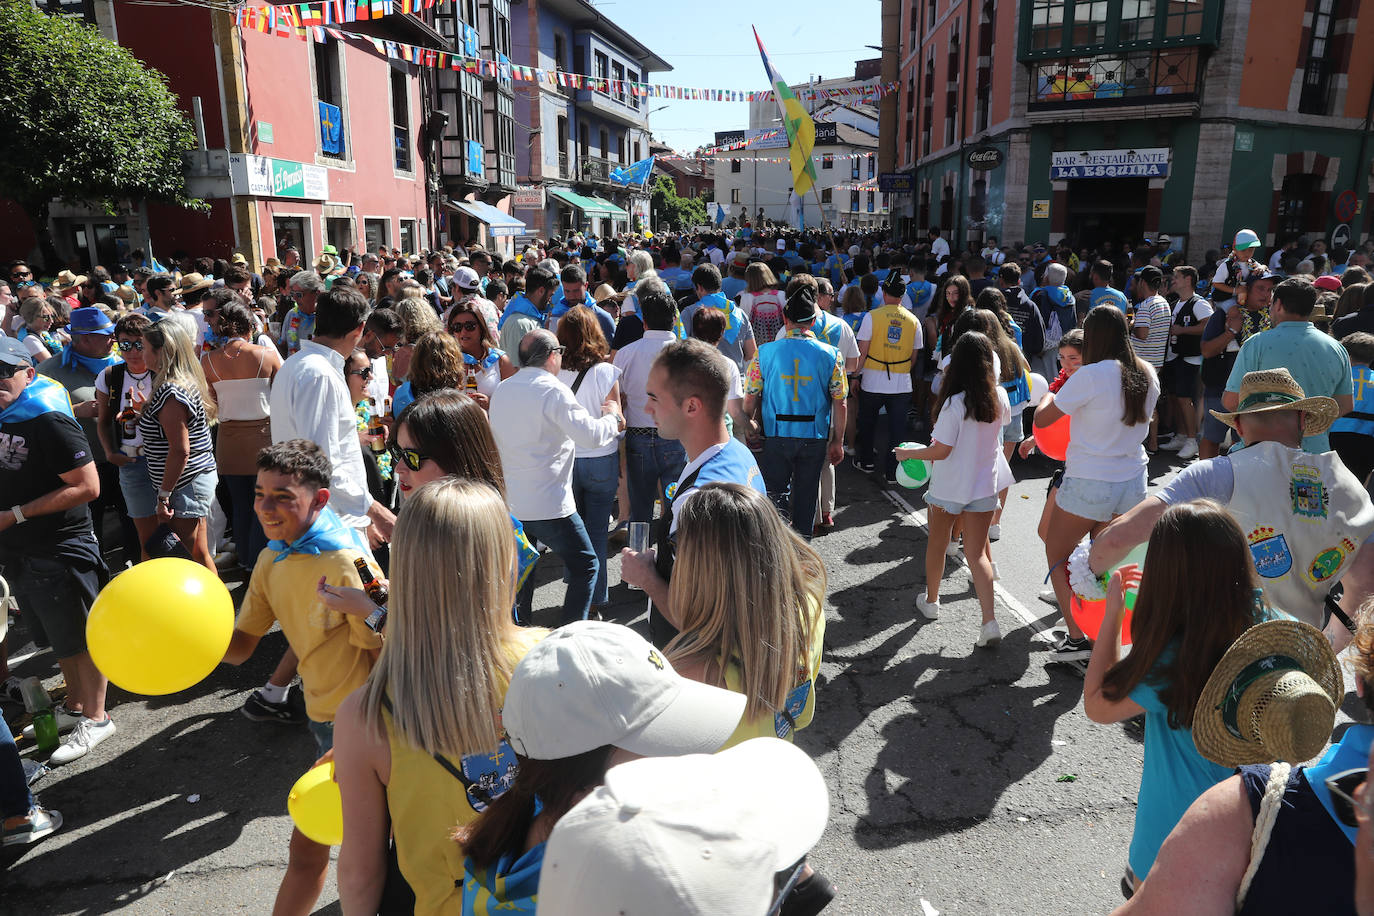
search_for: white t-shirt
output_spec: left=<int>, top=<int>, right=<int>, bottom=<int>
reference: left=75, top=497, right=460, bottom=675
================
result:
left=557, top=361, right=623, bottom=458
left=930, top=236, right=951, bottom=263
left=1052, top=359, right=1161, bottom=483
left=21, top=334, right=48, bottom=360
left=94, top=363, right=155, bottom=452
left=857, top=311, right=924, bottom=394
left=928, top=388, right=1013, bottom=505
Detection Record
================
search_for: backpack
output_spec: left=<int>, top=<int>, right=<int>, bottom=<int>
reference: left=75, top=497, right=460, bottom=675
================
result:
left=746, top=290, right=785, bottom=344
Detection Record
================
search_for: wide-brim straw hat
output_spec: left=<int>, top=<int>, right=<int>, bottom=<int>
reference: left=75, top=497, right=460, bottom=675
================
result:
left=1209, top=368, right=1339, bottom=437
left=1193, top=619, right=1341, bottom=766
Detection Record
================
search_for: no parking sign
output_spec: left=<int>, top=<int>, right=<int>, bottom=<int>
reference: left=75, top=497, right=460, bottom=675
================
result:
left=1334, top=189, right=1358, bottom=223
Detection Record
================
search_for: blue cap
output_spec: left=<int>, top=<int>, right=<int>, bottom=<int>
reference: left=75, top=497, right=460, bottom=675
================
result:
left=69, top=307, right=115, bottom=335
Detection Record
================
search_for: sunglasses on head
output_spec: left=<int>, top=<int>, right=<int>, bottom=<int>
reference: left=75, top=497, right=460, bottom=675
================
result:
left=388, top=442, right=429, bottom=471
left=1325, top=768, right=1369, bottom=827
left=117, top=339, right=144, bottom=352
left=449, top=320, right=480, bottom=333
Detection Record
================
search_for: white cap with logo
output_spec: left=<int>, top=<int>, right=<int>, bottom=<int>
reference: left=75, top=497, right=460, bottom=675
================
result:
left=538, top=737, right=830, bottom=916
left=501, top=620, right=746, bottom=760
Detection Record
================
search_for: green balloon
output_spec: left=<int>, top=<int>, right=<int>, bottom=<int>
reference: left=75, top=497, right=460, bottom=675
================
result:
left=895, top=442, right=930, bottom=487
left=1110, top=542, right=1148, bottom=613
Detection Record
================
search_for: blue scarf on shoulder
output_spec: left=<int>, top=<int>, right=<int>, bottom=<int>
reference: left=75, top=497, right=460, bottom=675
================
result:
left=267, top=505, right=366, bottom=562
left=0, top=375, right=75, bottom=424
left=62, top=344, right=120, bottom=378
left=498, top=295, right=547, bottom=330
left=678, top=291, right=749, bottom=344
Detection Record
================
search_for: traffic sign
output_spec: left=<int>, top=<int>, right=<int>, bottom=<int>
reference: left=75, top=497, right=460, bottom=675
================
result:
left=1332, top=223, right=1352, bottom=249
left=1334, top=189, right=1358, bottom=223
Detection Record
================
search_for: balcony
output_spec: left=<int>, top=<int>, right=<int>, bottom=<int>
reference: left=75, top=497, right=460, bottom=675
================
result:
left=574, top=87, right=647, bottom=128
left=1027, top=47, right=1202, bottom=123
left=579, top=155, right=615, bottom=186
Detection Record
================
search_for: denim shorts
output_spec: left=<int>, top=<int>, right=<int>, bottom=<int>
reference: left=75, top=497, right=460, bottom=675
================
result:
left=119, top=455, right=157, bottom=518
left=1055, top=473, right=1147, bottom=522
left=925, top=493, right=1000, bottom=515
left=1001, top=411, right=1025, bottom=443
left=168, top=470, right=219, bottom=519
left=1200, top=392, right=1229, bottom=444
left=308, top=719, right=334, bottom=756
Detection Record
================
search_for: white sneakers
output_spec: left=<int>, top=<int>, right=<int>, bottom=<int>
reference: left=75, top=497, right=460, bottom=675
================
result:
left=48, top=716, right=116, bottom=766
left=915, top=596, right=940, bottom=620
left=945, top=542, right=961, bottom=559
left=1158, top=434, right=1184, bottom=451
left=1176, top=439, right=1199, bottom=460
left=976, top=620, right=1002, bottom=648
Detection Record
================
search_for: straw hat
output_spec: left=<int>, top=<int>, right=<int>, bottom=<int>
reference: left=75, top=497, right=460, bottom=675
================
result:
left=54, top=269, right=87, bottom=291
left=177, top=272, right=213, bottom=295
left=1193, top=619, right=1341, bottom=766
left=592, top=283, right=618, bottom=303
left=1208, top=368, right=1339, bottom=437
left=314, top=254, right=337, bottom=274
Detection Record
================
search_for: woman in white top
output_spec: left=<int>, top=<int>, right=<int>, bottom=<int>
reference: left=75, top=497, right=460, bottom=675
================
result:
left=896, top=332, right=1012, bottom=649
left=201, top=300, right=281, bottom=571
left=446, top=302, right=514, bottom=409
left=556, top=305, right=623, bottom=609
left=1034, top=305, right=1160, bottom=654
left=16, top=296, right=63, bottom=362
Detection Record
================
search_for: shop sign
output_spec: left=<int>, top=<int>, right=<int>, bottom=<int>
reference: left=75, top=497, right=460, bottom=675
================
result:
left=228, top=154, right=328, bottom=200
left=1050, top=148, right=1170, bottom=180
left=1031, top=200, right=1050, bottom=219
left=966, top=146, right=1004, bottom=171
left=513, top=187, right=545, bottom=209
left=878, top=172, right=914, bottom=193
left=257, top=121, right=274, bottom=144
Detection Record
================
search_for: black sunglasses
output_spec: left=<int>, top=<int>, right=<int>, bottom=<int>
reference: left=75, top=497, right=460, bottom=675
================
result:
left=117, top=340, right=144, bottom=352
left=1325, top=768, right=1368, bottom=827
left=388, top=443, right=430, bottom=472
left=347, top=367, right=374, bottom=380
left=449, top=320, right=480, bottom=333
left=10, top=270, right=32, bottom=280
left=0, top=362, right=28, bottom=380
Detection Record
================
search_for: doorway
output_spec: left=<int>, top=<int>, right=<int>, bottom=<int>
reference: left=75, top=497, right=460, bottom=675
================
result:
left=1064, top=178, right=1148, bottom=251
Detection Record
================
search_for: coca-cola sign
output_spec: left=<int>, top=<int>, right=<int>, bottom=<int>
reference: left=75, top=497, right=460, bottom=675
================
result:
left=966, top=146, right=1004, bottom=171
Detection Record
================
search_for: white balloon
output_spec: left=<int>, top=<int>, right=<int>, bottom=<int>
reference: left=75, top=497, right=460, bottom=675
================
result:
left=1028, top=372, right=1049, bottom=403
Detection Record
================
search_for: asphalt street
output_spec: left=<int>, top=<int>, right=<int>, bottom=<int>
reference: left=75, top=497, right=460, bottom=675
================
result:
left=2, top=444, right=1341, bottom=915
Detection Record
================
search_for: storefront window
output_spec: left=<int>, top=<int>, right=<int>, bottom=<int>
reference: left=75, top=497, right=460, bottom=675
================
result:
left=1029, top=47, right=1200, bottom=106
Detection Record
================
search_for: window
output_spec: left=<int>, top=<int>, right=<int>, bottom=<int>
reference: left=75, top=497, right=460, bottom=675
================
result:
left=633, top=141, right=641, bottom=162
left=612, top=61, right=625, bottom=102
left=970, top=178, right=988, bottom=221
left=926, top=0, right=935, bottom=28
left=556, top=115, right=569, bottom=177
left=919, top=190, right=931, bottom=227
left=850, top=190, right=860, bottom=211
left=618, top=134, right=626, bottom=163
left=731, top=188, right=741, bottom=204
left=594, top=51, right=609, bottom=92
left=314, top=40, right=345, bottom=159
left=314, top=40, right=340, bottom=106
left=1299, top=0, right=1336, bottom=115
left=553, top=32, right=565, bottom=71
left=363, top=218, right=389, bottom=252
left=940, top=185, right=954, bottom=228
left=1278, top=173, right=1320, bottom=237
left=1072, top=0, right=1110, bottom=46
left=325, top=217, right=353, bottom=252
left=399, top=219, right=417, bottom=254
left=273, top=216, right=310, bottom=261
left=821, top=187, right=832, bottom=203
left=1029, top=48, right=1202, bottom=106
left=822, top=154, right=833, bottom=169
left=391, top=67, right=411, bottom=171
left=867, top=156, right=876, bottom=179
left=1119, top=0, right=1155, bottom=44
left=600, top=129, right=609, bottom=157
left=463, top=76, right=483, bottom=145
left=851, top=157, right=861, bottom=179
left=731, top=158, right=741, bottom=173
left=867, top=191, right=875, bottom=213
left=627, top=70, right=640, bottom=108
left=579, top=123, right=589, bottom=158
left=1029, top=0, right=1065, bottom=51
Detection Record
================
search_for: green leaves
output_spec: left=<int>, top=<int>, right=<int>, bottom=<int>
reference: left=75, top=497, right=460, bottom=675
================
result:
left=0, top=0, right=203, bottom=216
left=650, top=174, right=707, bottom=231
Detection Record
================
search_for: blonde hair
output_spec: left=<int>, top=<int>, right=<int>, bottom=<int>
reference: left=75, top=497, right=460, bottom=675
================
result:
left=666, top=483, right=824, bottom=719
left=144, top=318, right=217, bottom=423
left=395, top=297, right=441, bottom=342
left=745, top=262, right=777, bottom=294
left=360, top=477, right=538, bottom=755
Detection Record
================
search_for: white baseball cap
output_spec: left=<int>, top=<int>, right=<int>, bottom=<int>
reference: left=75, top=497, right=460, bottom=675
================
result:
left=453, top=266, right=481, bottom=291
left=538, top=738, right=830, bottom=916
left=776, top=238, right=787, bottom=251
left=501, top=621, right=746, bottom=760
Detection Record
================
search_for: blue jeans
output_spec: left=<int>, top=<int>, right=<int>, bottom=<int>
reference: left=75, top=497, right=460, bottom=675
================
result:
left=857, top=390, right=913, bottom=478
left=517, top=513, right=598, bottom=626
left=223, top=474, right=269, bottom=570
left=625, top=433, right=687, bottom=522
left=572, top=453, right=620, bottom=606
left=760, top=437, right=829, bottom=539
left=0, top=713, right=32, bottom=817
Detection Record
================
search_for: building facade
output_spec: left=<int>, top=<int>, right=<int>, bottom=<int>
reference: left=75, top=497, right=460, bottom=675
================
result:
left=890, top=0, right=1374, bottom=260
left=510, top=0, right=668, bottom=240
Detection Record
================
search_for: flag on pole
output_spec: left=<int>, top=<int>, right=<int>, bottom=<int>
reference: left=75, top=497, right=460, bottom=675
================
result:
left=610, top=155, right=656, bottom=187
left=753, top=26, right=817, bottom=197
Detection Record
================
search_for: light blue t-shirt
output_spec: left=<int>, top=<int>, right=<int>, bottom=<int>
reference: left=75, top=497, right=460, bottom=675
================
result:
left=1224, top=320, right=1353, bottom=453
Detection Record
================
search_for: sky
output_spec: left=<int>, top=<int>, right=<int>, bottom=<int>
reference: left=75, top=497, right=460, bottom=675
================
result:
left=585, top=1, right=883, bottom=154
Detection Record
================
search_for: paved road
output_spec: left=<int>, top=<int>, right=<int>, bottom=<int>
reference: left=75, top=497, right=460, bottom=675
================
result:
left=3, top=449, right=1235, bottom=915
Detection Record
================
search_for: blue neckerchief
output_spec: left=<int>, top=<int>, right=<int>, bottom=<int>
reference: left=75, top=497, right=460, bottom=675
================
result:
left=512, top=515, right=538, bottom=591
left=61, top=344, right=120, bottom=377
left=549, top=287, right=590, bottom=320
left=498, top=295, right=546, bottom=330
left=1035, top=285, right=1074, bottom=308
left=461, top=843, right=543, bottom=915
left=0, top=375, right=75, bottom=424
left=266, top=505, right=365, bottom=563
left=690, top=292, right=749, bottom=345
left=464, top=348, right=503, bottom=372
left=1303, top=723, right=1373, bottom=845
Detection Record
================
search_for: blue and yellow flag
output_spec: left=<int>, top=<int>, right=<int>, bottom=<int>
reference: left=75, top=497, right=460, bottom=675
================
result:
left=754, top=26, right=817, bottom=197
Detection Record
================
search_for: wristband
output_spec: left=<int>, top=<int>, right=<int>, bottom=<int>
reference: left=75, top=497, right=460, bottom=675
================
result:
left=10, top=505, right=25, bottom=525
left=365, top=606, right=388, bottom=633
left=157, top=488, right=173, bottom=500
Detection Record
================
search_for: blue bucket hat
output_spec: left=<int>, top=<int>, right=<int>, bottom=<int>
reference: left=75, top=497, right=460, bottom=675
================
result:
left=69, top=307, right=115, bottom=335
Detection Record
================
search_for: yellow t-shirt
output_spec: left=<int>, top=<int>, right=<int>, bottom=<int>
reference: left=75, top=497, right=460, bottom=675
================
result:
left=236, top=548, right=383, bottom=723
left=720, top=599, right=825, bottom=749
left=383, top=627, right=547, bottom=916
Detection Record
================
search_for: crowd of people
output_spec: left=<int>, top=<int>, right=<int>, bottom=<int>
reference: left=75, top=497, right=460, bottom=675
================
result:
left=3, top=223, right=1374, bottom=913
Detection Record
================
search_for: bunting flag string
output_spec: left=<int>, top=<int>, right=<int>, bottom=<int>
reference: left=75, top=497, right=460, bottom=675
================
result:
left=232, top=8, right=898, bottom=103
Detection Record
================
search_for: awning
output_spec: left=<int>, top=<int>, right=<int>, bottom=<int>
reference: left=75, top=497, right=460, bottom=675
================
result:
left=547, top=187, right=629, bottom=219
left=446, top=200, right=527, bottom=237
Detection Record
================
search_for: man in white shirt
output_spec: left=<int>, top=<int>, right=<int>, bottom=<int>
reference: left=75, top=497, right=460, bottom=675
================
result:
left=612, top=279, right=689, bottom=522
left=928, top=227, right=951, bottom=275
left=491, top=329, right=624, bottom=625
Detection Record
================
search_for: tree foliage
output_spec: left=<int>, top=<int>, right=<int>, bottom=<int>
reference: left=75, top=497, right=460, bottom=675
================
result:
left=0, top=0, right=202, bottom=243
left=651, top=174, right=707, bottom=232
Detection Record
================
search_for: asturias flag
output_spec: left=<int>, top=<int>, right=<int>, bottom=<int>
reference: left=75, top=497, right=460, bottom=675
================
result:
left=610, top=155, right=656, bottom=187
left=753, top=26, right=817, bottom=198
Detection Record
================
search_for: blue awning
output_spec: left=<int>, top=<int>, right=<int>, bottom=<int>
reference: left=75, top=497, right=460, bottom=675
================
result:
left=448, top=200, right=527, bottom=237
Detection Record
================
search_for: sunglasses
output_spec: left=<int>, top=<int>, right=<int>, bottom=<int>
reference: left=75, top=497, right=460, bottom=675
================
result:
left=388, top=443, right=430, bottom=472
left=117, top=339, right=144, bottom=352
left=10, top=271, right=32, bottom=280
left=0, top=362, right=28, bottom=380
left=449, top=320, right=480, bottom=333
left=1325, top=768, right=1369, bottom=827
left=347, top=367, right=374, bottom=380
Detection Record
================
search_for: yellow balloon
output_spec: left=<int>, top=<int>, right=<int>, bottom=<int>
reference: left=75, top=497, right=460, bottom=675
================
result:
left=86, top=558, right=234, bottom=695
left=288, top=762, right=343, bottom=845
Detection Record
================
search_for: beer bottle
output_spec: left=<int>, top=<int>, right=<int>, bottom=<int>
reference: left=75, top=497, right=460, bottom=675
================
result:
left=353, top=557, right=388, bottom=606
left=117, top=390, right=139, bottom=440
left=19, top=677, right=59, bottom=755
left=367, top=400, right=386, bottom=453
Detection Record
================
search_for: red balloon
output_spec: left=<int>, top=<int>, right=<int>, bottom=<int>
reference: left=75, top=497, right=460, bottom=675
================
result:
left=1069, top=593, right=1134, bottom=646
left=1033, top=414, right=1071, bottom=462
